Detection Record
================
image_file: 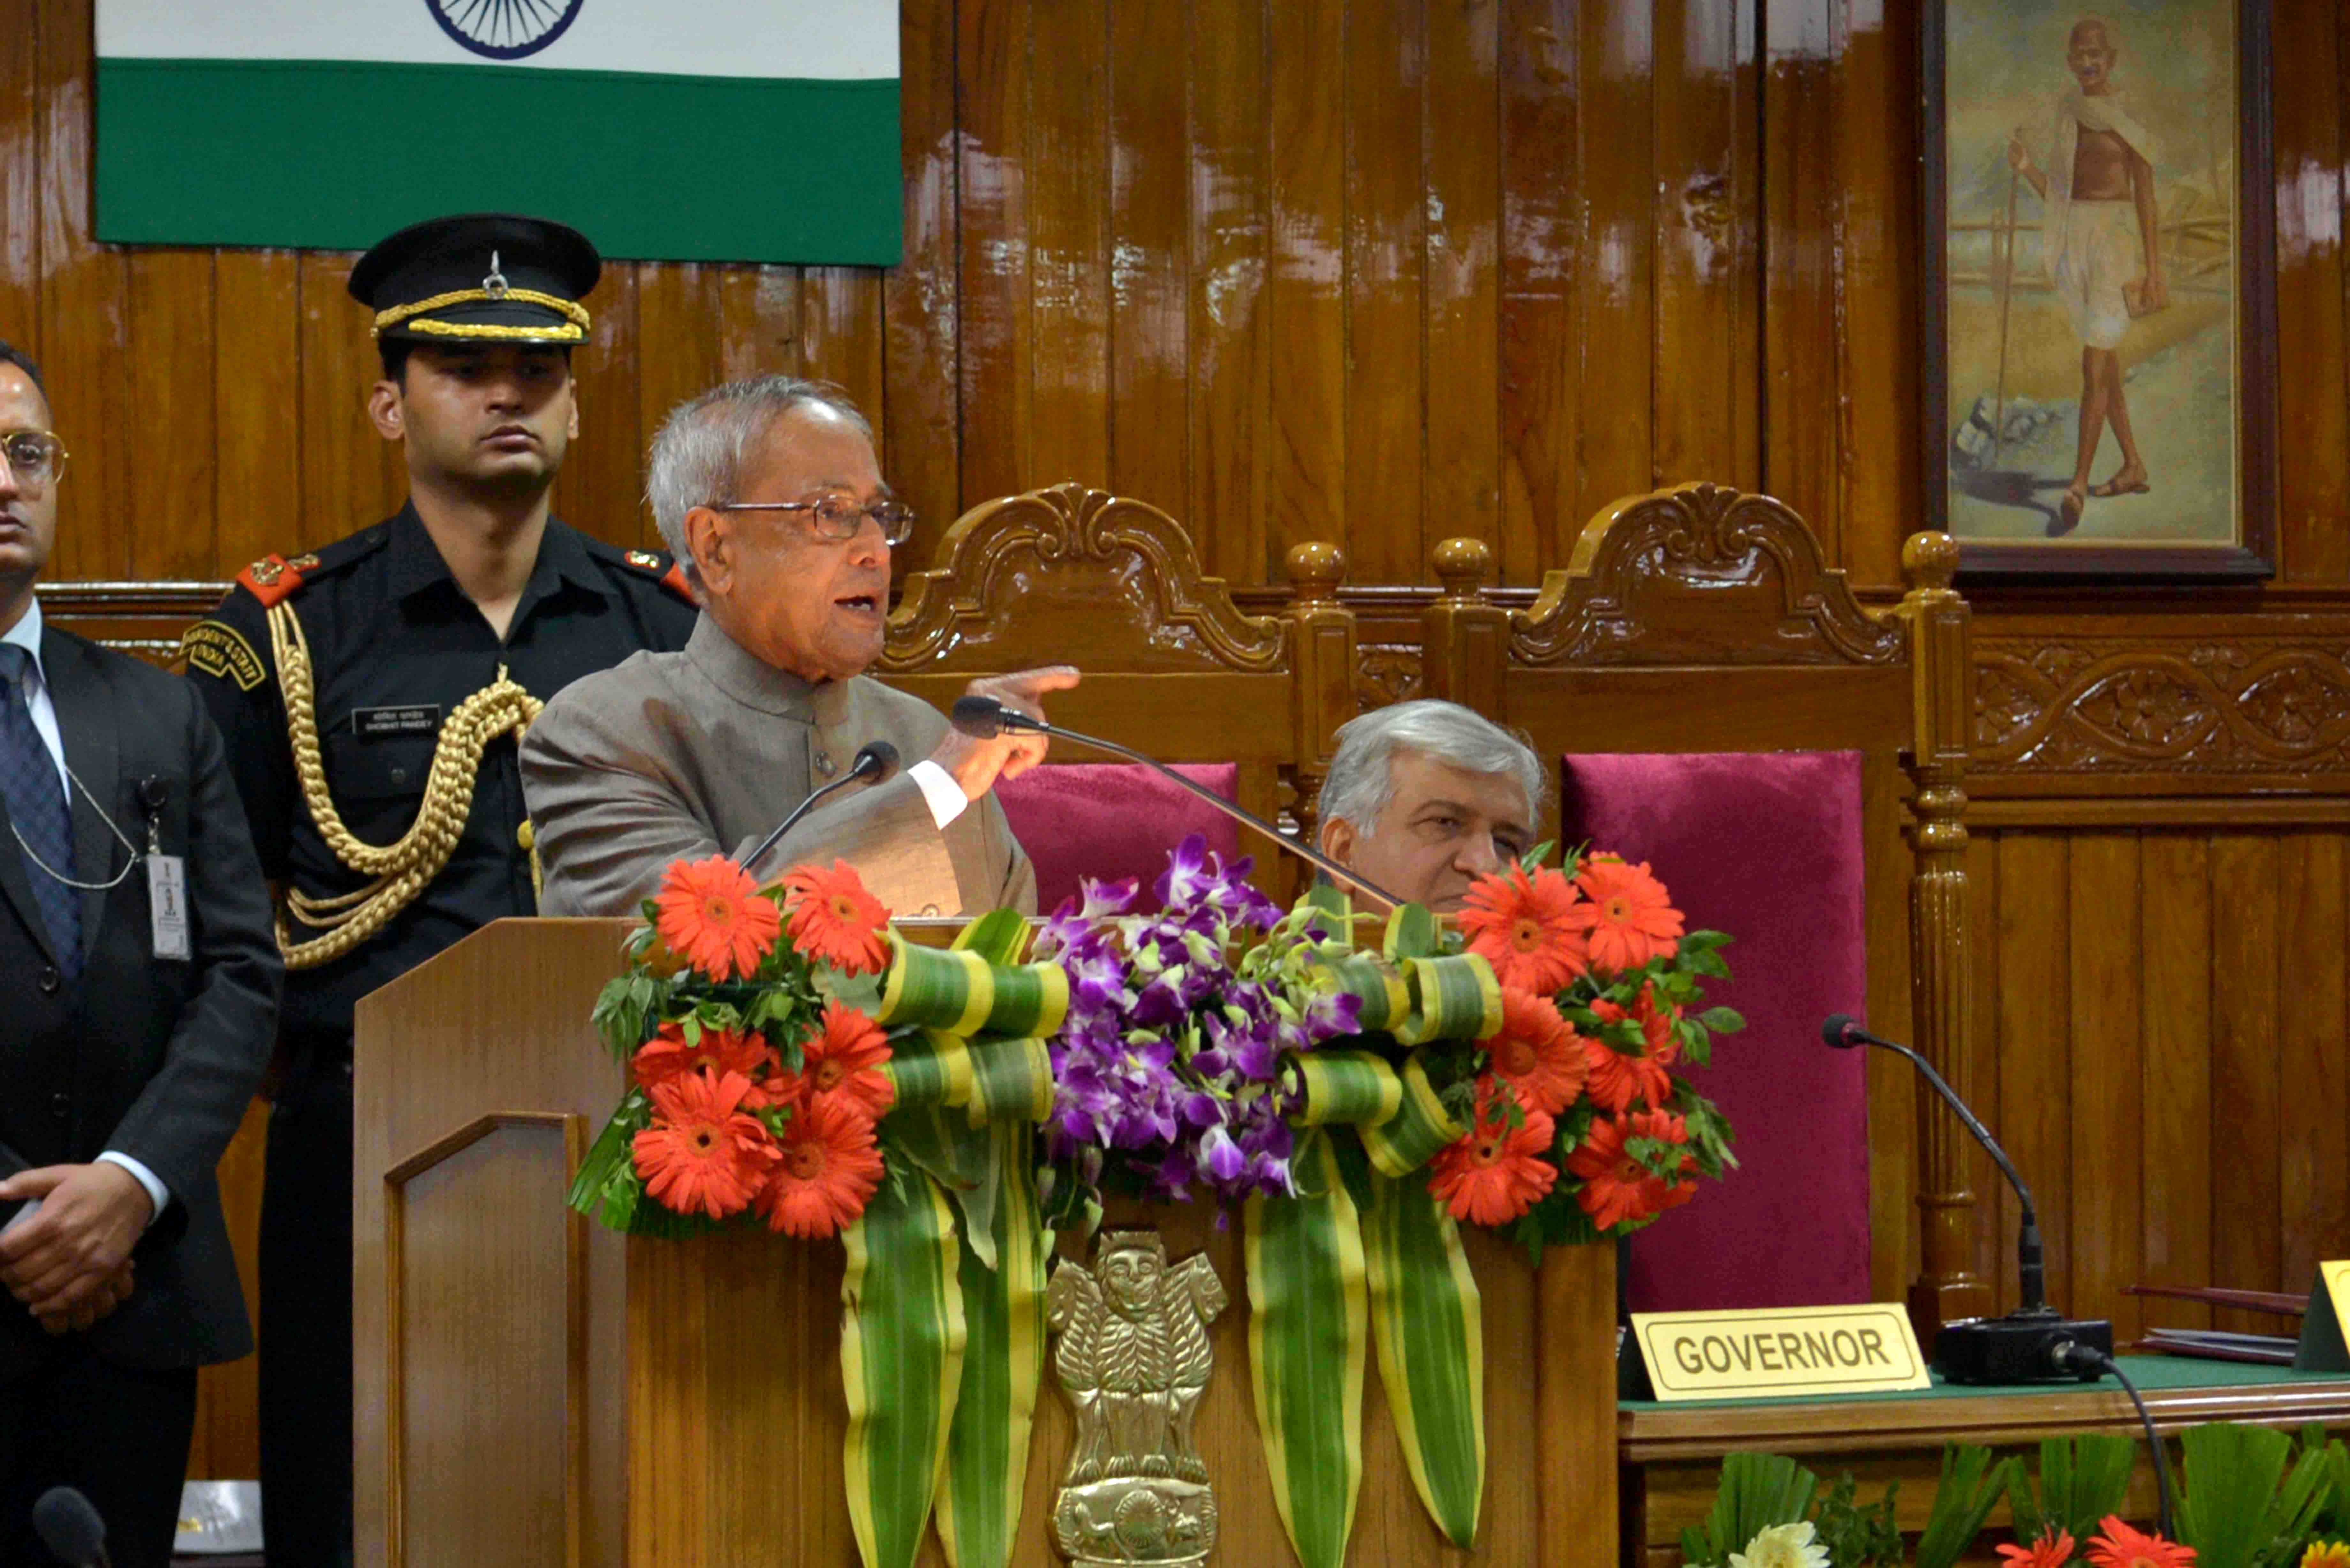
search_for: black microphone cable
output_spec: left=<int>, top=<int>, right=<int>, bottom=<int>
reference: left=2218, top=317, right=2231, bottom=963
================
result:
left=2052, top=1341, right=2176, bottom=1540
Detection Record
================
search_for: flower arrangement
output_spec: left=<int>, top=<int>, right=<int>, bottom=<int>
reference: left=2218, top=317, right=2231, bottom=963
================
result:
left=1433, top=848, right=1743, bottom=1248
left=567, top=854, right=897, bottom=1239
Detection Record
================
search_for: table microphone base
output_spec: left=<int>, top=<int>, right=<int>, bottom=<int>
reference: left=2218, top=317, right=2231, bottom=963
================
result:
left=1935, top=1309, right=2114, bottom=1384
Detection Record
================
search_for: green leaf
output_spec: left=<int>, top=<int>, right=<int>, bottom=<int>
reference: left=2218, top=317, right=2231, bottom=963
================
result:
left=1697, top=1006, right=1746, bottom=1034
left=1519, top=840, right=1556, bottom=874
left=934, top=1124, right=1049, bottom=1568
left=2009, top=1433, right=2136, bottom=1543
left=2176, top=1420, right=2327, bottom=1568
left=1912, top=1445, right=2010, bottom=1568
left=1680, top=1452, right=1819, bottom=1564
left=1361, top=1169, right=1484, bottom=1545
left=842, top=1163, right=967, bottom=1568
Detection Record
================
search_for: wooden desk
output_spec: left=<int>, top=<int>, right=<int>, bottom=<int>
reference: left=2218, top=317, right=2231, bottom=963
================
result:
left=1618, top=1359, right=2350, bottom=1567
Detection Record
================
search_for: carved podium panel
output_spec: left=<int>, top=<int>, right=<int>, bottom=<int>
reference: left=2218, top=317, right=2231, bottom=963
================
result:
left=352, top=917, right=1618, bottom=1567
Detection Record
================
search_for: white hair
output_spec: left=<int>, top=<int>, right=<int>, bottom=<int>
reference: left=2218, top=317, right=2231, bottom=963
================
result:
left=1316, top=699, right=1546, bottom=835
left=644, top=374, right=873, bottom=591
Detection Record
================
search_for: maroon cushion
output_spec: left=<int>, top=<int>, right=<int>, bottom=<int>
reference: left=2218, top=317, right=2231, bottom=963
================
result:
left=1559, top=750, right=1870, bottom=1311
left=996, top=763, right=1244, bottom=912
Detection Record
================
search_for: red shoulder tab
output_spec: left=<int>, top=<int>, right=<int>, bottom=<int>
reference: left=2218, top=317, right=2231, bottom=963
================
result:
left=660, top=562, right=695, bottom=604
left=620, top=546, right=695, bottom=605
left=236, top=553, right=314, bottom=609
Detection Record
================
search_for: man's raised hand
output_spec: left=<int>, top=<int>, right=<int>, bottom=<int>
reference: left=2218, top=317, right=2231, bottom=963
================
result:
left=932, top=665, right=1081, bottom=801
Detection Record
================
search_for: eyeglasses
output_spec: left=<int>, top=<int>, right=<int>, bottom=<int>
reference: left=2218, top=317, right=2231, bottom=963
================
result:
left=0, top=431, right=66, bottom=490
left=712, top=495, right=915, bottom=547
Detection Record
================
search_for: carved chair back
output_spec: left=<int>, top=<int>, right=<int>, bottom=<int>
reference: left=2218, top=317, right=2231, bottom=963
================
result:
left=1421, top=483, right=1980, bottom=1327
left=880, top=481, right=1360, bottom=888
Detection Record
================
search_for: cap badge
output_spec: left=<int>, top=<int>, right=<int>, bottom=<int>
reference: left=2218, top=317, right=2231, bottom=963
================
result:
left=482, top=250, right=511, bottom=301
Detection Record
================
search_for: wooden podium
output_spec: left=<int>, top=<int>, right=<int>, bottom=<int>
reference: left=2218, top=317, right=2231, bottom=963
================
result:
left=353, top=917, right=1620, bottom=1567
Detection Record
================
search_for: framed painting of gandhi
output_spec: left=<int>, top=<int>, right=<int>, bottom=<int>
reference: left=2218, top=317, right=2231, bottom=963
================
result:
left=1921, top=0, right=2276, bottom=578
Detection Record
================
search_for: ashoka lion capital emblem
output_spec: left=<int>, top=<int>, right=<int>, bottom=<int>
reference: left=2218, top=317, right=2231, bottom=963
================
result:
left=1046, top=1231, right=1227, bottom=1566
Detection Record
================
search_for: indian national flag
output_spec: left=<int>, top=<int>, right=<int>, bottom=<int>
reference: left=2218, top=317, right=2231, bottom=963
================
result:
left=95, top=0, right=900, bottom=265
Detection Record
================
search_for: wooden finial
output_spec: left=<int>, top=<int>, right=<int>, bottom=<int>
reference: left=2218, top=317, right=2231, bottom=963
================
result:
left=1286, top=540, right=1345, bottom=604
left=1429, top=536, right=1493, bottom=600
left=1903, top=530, right=1960, bottom=591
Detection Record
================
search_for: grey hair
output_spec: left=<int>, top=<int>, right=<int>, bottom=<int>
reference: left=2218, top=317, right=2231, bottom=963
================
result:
left=644, top=374, right=874, bottom=590
left=1315, top=700, right=1546, bottom=836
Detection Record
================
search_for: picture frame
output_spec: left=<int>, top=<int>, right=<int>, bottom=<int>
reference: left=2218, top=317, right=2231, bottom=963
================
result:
left=1919, top=0, right=2276, bottom=580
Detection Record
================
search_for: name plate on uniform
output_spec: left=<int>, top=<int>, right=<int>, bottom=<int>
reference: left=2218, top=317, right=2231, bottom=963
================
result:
left=1630, top=1304, right=1932, bottom=1401
left=2295, top=1261, right=2350, bottom=1373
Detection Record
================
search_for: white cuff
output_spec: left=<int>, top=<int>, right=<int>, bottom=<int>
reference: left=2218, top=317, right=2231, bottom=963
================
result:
left=96, top=1152, right=170, bottom=1230
left=907, top=759, right=971, bottom=829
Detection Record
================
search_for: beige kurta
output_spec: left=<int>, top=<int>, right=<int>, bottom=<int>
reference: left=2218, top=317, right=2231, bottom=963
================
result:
left=520, top=615, right=1035, bottom=918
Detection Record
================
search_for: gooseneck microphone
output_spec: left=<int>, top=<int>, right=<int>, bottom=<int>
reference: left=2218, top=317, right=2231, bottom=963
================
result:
left=743, top=741, right=902, bottom=876
left=32, top=1487, right=111, bottom=1568
left=949, top=695, right=1404, bottom=909
left=1822, top=1014, right=2113, bottom=1384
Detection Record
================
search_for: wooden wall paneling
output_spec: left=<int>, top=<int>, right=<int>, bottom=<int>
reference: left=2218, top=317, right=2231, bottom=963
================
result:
left=1650, top=0, right=1759, bottom=493
left=127, top=250, right=217, bottom=580
left=1496, top=0, right=1580, bottom=581
left=187, top=1097, right=269, bottom=1481
left=0, top=0, right=40, bottom=357
left=1026, top=0, right=1113, bottom=496
left=564, top=264, right=642, bottom=551
left=1962, top=828, right=2005, bottom=1305
left=1186, top=0, right=1271, bottom=584
left=2278, top=833, right=2350, bottom=1290
left=1266, top=0, right=1349, bottom=571
left=2209, top=834, right=2283, bottom=1336
left=1760, top=0, right=1841, bottom=555
left=1573, top=0, right=1655, bottom=515
left=1340, top=0, right=1425, bottom=588
left=1828, top=0, right=1914, bottom=589
left=294, top=252, right=406, bottom=554
left=1104, top=0, right=1191, bottom=520
left=716, top=266, right=801, bottom=388
left=631, top=262, right=722, bottom=543
left=213, top=252, right=302, bottom=573
left=2139, top=832, right=2216, bottom=1334
left=2066, top=833, right=2144, bottom=1341
left=37, top=0, right=127, bottom=580
left=1994, top=834, right=2071, bottom=1315
left=801, top=271, right=889, bottom=467
left=956, top=0, right=1033, bottom=509
left=2273, top=0, right=2349, bottom=583
left=883, top=0, right=960, bottom=571
left=1421, top=0, right=1503, bottom=580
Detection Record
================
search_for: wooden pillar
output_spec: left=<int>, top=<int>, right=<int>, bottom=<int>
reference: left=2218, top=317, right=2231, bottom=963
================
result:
left=1419, top=536, right=1509, bottom=717
left=1284, top=539, right=1355, bottom=849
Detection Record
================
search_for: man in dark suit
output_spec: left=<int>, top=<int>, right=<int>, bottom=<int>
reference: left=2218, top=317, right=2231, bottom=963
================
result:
left=0, top=340, right=280, bottom=1568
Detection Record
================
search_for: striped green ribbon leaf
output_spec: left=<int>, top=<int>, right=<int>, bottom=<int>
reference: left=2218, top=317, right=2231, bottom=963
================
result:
left=1246, top=1130, right=1368, bottom=1568
left=842, top=1161, right=968, bottom=1568
left=877, top=933, right=997, bottom=1034
left=935, top=1121, right=1050, bottom=1568
left=1363, top=1168, right=1486, bottom=1546
left=1360, top=1052, right=1469, bottom=1179
left=1288, top=1048, right=1404, bottom=1128
left=883, top=1028, right=976, bottom=1114
left=965, top=1033, right=1055, bottom=1128
left=1383, top=902, right=1443, bottom=961
left=1391, top=954, right=1504, bottom=1046
left=1314, top=955, right=1412, bottom=1034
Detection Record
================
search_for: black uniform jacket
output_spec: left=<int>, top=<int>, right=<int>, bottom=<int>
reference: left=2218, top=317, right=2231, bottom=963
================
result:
left=0, top=626, right=281, bottom=1373
left=185, top=507, right=698, bottom=1044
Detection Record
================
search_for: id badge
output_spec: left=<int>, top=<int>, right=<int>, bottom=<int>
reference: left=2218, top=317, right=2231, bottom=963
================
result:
left=148, top=854, right=191, bottom=960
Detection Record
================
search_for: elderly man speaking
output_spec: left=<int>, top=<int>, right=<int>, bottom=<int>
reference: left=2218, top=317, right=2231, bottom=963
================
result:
left=521, top=376, right=1068, bottom=917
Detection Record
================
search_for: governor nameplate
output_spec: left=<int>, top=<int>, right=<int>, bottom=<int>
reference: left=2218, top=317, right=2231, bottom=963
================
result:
left=1631, top=1303, right=1932, bottom=1401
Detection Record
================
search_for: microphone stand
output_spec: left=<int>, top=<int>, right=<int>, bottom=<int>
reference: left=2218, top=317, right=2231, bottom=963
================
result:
left=952, top=699, right=1405, bottom=910
left=743, top=749, right=892, bottom=876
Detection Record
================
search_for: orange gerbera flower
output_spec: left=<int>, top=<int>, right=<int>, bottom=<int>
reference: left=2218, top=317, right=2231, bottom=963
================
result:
left=1998, top=1530, right=2076, bottom=1568
left=1458, top=863, right=1589, bottom=995
left=632, top=1022, right=786, bottom=1107
left=653, top=855, right=782, bottom=981
left=2085, top=1517, right=2195, bottom=1568
left=792, top=1001, right=896, bottom=1119
left=1583, top=998, right=1673, bottom=1113
left=756, top=1097, right=886, bottom=1238
left=1427, top=1085, right=1558, bottom=1226
left=1566, top=1108, right=1694, bottom=1230
left=1567, top=856, right=1684, bottom=975
left=1631, top=983, right=1683, bottom=1069
left=1486, top=987, right=1588, bottom=1117
left=632, top=1069, right=780, bottom=1220
left=2301, top=1546, right=2350, bottom=1568
left=778, top=859, right=891, bottom=975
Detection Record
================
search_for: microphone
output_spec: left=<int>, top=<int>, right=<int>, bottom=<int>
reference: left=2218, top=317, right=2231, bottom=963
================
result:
left=948, top=695, right=1404, bottom=908
left=742, top=741, right=902, bottom=876
left=33, top=1487, right=110, bottom=1568
left=1822, top=1013, right=2112, bottom=1383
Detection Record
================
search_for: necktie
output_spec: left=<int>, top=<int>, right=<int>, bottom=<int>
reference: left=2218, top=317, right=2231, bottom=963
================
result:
left=0, top=643, right=80, bottom=979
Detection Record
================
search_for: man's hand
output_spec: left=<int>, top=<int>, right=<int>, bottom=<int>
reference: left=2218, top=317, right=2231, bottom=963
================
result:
left=2006, top=133, right=2033, bottom=174
left=929, top=666, right=1081, bottom=801
left=0, top=1163, right=155, bottom=1321
left=37, top=1260, right=135, bottom=1336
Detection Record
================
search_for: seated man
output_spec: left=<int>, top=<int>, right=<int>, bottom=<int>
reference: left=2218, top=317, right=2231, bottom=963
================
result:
left=521, top=375, right=1070, bottom=916
left=1314, top=699, right=1544, bottom=912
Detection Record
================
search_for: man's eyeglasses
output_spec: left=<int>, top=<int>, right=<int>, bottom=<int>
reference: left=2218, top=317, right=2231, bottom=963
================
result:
left=0, top=431, right=67, bottom=490
left=713, top=495, right=915, bottom=547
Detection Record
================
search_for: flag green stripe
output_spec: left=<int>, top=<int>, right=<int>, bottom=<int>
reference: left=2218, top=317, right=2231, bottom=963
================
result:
left=95, top=57, right=900, bottom=264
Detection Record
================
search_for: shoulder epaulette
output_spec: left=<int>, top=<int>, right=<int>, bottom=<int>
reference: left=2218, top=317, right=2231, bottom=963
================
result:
left=605, top=541, right=697, bottom=607
left=235, top=552, right=319, bottom=609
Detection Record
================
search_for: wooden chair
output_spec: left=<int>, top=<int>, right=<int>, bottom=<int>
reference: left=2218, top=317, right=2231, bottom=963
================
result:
left=1420, top=482, right=1982, bottom=1335
left=881, top=480, right=1359, bottom=901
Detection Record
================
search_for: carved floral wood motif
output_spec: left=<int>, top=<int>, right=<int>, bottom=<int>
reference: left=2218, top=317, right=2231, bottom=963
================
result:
left=1974, top=629, right=2350, bottom=785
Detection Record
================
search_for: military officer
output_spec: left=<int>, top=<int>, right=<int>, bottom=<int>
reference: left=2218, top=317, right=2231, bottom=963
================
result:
left=182, top=214, right=697, bottom=1567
